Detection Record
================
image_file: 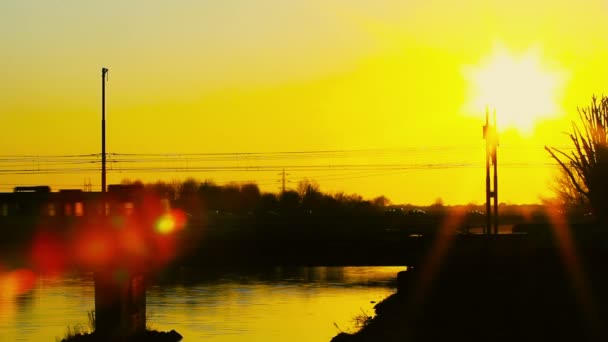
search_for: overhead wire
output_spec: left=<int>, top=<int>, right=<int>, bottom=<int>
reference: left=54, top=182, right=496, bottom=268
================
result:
left=0, top=146, right=571, bottom=189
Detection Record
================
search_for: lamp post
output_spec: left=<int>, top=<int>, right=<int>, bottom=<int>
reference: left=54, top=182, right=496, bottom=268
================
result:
left=101, top=67, right=108, bottom=194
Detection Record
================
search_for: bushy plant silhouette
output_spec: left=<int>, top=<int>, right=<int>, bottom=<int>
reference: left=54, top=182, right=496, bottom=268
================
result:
left=546, top=95, right=608, bottom=222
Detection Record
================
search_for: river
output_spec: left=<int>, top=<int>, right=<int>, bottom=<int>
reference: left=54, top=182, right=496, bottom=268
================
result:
left=0, top=266, right=402, bottom=341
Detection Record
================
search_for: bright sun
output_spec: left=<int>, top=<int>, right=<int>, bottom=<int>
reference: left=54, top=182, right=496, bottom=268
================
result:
left=464, top=45, right=568, bottom=134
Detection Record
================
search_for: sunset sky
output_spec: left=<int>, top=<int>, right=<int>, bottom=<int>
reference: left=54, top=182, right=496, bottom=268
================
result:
left=2, top=0, right=608, bottom=204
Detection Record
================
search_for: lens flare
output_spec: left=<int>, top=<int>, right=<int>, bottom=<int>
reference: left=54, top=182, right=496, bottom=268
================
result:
left=0, top=269, right=36, bottom=297
left=411, top=208, right=467, bottom=306
left=119, top=228, right=149, bottom=258
left=545, top=204, right=600, bottom=336
left=73, top=227, right=116, bottom=268
left=154, top=210, right=187, bottom=235
left=30, top=230, right=66, bottom=274
left=155, top=214, right=176, bottom=234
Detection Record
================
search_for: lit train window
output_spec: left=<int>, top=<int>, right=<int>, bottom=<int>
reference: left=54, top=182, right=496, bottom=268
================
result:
left=75, top=202, right=84, bottom=217
left=124, top=202, right=134, bottom=216
left=65, top=203, right=73, bottom=216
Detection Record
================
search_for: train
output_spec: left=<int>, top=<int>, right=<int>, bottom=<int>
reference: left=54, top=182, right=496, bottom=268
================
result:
left=0, top=184, right=170, bottom=221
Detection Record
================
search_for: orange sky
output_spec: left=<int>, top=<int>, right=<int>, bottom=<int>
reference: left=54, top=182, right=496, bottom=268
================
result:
left=1, top=0, right=608, bottom=204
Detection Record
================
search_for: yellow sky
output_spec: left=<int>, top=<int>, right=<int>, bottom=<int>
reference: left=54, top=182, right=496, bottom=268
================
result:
left=1, top=0, right=608, bottom=204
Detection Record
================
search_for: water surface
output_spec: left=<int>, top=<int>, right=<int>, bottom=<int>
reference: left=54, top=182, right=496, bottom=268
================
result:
left=0, top=266, right=401, bottom=341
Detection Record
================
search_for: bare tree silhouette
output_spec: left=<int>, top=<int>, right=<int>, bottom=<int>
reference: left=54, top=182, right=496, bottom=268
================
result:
left=552, top=168, right=587, bottom=206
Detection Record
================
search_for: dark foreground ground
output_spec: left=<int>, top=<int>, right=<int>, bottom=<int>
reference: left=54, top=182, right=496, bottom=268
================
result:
left=332, top=230, right=608, bottom=342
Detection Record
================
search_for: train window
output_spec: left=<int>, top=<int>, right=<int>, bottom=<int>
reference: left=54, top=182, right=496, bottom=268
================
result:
left=48, top=203, right=56, bottom=217
left=64, top=203, right=73, bottom=216
left=75, top=202, right=84, bottom=217
left=124, top=202, right=134, bottom=216
left=97, top=203, right=111, bottom=216
left=1, top=203, right=7, bottom=216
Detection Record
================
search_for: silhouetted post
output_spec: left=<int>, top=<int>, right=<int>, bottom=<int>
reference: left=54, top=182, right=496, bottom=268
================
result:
left=485, top=110, right=491, bottom=234
left=279, top=168, right=289, bottom=193
left=492, top=110, right=499, bottom=234
left=282, top=169, right=286, bottom=193
left=95, top=68, right=147, bottom=339
left=483, top=107, right=499, bottom=234
left=102, top=67, right=108, bottom=194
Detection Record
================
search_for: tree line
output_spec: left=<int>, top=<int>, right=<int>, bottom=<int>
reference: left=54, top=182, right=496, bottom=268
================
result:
left=120, top=178, right=391, bottom=218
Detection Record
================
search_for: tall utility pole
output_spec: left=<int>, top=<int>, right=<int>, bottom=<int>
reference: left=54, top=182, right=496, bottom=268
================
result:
left=101, top=67, right=108, bottom=194
left=278, top=168, right=289, bottom=193
left=483, top=107, right=499, bottom=234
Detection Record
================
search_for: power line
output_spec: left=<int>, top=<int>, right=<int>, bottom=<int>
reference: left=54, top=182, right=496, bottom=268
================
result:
left=0, top=162, right=561, bottom=177
left=0, top=144, right=576, bottom=160
left=0, top=146, right=568, bottom=188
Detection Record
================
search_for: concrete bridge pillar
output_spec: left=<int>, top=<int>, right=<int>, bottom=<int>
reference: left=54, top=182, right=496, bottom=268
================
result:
left=94, top=271, right=146, bottom=338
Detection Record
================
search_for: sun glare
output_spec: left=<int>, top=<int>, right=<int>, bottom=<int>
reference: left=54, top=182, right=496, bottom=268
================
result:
left=464, top=45, right=568, bottom=134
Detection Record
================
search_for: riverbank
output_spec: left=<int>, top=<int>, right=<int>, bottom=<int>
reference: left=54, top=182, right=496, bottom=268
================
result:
left=332, top=236, right=608, bottom=342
